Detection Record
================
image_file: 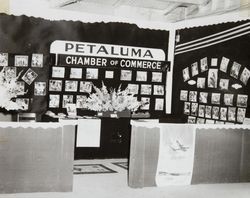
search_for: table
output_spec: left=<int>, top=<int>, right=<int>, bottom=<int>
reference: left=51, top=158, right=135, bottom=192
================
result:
left=128, top=120, right=250, bottom=187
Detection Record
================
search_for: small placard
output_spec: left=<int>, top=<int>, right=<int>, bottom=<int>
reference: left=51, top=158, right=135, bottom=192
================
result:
left=110, top=113, right=118, bottom=118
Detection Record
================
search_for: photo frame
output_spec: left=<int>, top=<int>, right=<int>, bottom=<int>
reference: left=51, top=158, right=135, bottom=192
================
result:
left=136, top=71, right=147, bottom=82
left=197, top=118, right=205, bottom=124
left=219, top=79, right=229, bottom=90
left=127, top=84, right=139, bottom=94
left=80, top=81, right=92, bottom=93
left=180, top=90, right=188, bottom=101
left=155, top=98, right=164, bottom=111
left=120, top=70, right=132, bottom=81
left=211, top=58, right=218, bottom=67
left=228, top=107, right=236, bottom=122
left=237, top=108, right=246, bottom=123
left=197, top=77, right=206, bottom=89
left=182, top=67, right=190, bottom=82
left=140, top=97, right=150, bottom=110
left=183, top=102, right=190, bottom=115
left=200, top=57, right=208, bottom=72
left=49, top=80, right=62, bottom=92
left=21, top=68, right=38, bottom=85
left=191, top=103, right=198, bottom=116
left=52, top=66, right=65, bottom=78
left=15, top=55, right=29, bottom=67
left=86, top=68, right=98, bottom=79
left=70, top=68, right=82, bottom=79
left=191, top=62, right=199, bottom=77
left=211, top=93, right=221, bottom=105
left=205, top=105, right=212, bottom=118
left=220, top=107, right=227, bottom=121
left=212, top=106, right=220, bottom=120
left=153, top=85, right=164, bottom=95
left=237, top=94, right=248, bottom=107
left=230, top=62, right=241, bottom=79
left=187, top=116, right=196, bottom=124
left=16, top=81, right=25, bottom=95
left=31, top=53, right=43, bottom=67
left=62, top=95, right=74, bottom=108
left=65, top=80, right=78, bottom=92
left=105, top=71, right=114, bottom=79
left=199, top=92, right=208, bottom=104
left=198, top=104, right=205, bottom=117
left=207, top=69, right=218, bottom=88
left=76, top=95, right=87, bottom=109
left=0, top=53, right=8, bottom=66
left=66, top=103, right=77, bottom=117
left=49, top=94, right=60, bottom=108
left=240, top=67, right=250, bottom=85
left=4, top=66, right=16, bottom=79
left=34, top=82, right=46, bottom=96
left=152, top=72, right=162, bottom=82
left=220, top=57, right=229, bottom=73
left=16, top=98, right=29, bottom=110
left=189, top=91, right=197, bottom=102
left=206, top=119, right=215, bottom=124
left=141, top=84, right=152, bottom=95
left=224, top=94, right=234, bottom=106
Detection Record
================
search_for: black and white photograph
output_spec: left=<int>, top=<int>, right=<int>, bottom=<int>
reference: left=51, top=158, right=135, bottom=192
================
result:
left=230, top=61, right=241, bottom=79
left=205, top=119, right=215, bottom=124
left=34, top=82, right=46, bottom=96
left=0, top=52, right=8, bottom=66
left=126, top=84, right=139, bottom=94
left=237, top=108, right=246, bottom=123
left=105, top=71, right=114, bottom=79
left=136, top=71, right=147, bottom=82
left=224, top=94, right=234, bottom=106
left=212, top=106, right=220, bottom=120
left=153, top=85, right=164, bottom=95
left=198, top=104, right=205, bottom=117
left=16, top=98, right=29, bottom=110
left=187, top=116, right=196, bottom=123
left=219, top=79, right=229, bottom=90
left=141, top=84, right=152, bottom=95
left=70, top=68, right=82, bottom=79
left=76, top=95, right=87, bottom=109
left=80, top=81, right=92, bottom=93
left=205, top=105, right=212, bottom=118
left=199, top=92, right=208, bottom=104
left=151, top=72, right=162, bottom=82
left=21, top=68, right=38, bottom=85
left=228, top=107, right=236, bottom=122
left=49, top=80, right=62, bottom=92
left=49, top=94, right=60, bottom=108
left=31, top=53, right=43, bottom=67
left=240, top=67, right=250, bottom=85
left=207, top=69, right=218, bottom=88
left=180, top=90, right=188, bottom=101
left=4, top=66, right=16, bottom=79
left=191, top=103, right=198, bottom=116
left=183, top=102, right=191, bottom=115
left=65, top=80, right=78, bottom=92
left=220, top=107, right=228, bottom=121
left=189, top=91, right=197, bottom=102
left=200, top=57, right=208, bottom=72
left=66, top=103, right=77, bottom=117
left=140, top=97, right=150, bottom=110
left=191, top=62, right=199, bottom=77
left=237, top=94, right=248, bottom=107
left=211, top=58, right=218, bottom=67
left=120, top=70, right=132, bottom=81
left=52, top=66, right=65, bottom=78
left=182, top=67, right=190, bottom=82
left=62, top=95, right=74, bottom=108
left=220, top=56, right=230, bottom=73
left=197, top=77, right=206, bottom=88
left=16, top=81, right=25, bottom=95
left=15, top=55, right=29, bottom=67
left=196, top=118, right=205, bottom=124
left=155, top=98, right=164, bottom=111
left=86, top=68, right=98, bottom=79
left=211, top=93, right=221, bottom=105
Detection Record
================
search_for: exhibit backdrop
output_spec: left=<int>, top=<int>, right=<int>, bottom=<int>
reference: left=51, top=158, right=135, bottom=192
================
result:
left=0, top=13, right=169, bottom=117
left=173, top=20, right=250, bottom=124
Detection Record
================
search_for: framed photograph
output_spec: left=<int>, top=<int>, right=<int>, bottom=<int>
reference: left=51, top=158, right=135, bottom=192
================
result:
left=237, top=108, right=246, bottom=123
left=183, top=102, right=191, bottom=115
left=76, top=95, right=87, bottom=109
left=4, top=66, right=16, bottom=79
left=237, top=94, right=248, bottom=107
left=0, top=53, right=8, bottom=66
left=191, top=103, right=198, bottom=116
left=86, top=68, right=98, bottom=79
left=211, top=93, right=221, bottom=105
left=197, top=77, right=206, bottom=89
left=211, top=58, right=218, bottom=67
left=70, top=68, right=82, bottom=79
left=62, top=95, right=74, bottom=108
left=212, top=106, right=220, bottom=120
left=105, top=71, right=114, bottom=79
left=182, top=67, right=190, bottom=82
left=49, top=94, right=60, bottom=108
left=197, top=118, right=205, bottom=124
left=219, top=79, right=229, bottom=90
left=199, top=92, right=208, bottom=104
left=49, top=80, right=62, bottom=92
left=207, top=69, right=218, bottom=88
left=16, top=81, right=25, bottom=95
left=52, top=66, right=65, bottom=78
left=180, top=90, right=188, bottom=101
left=230, top=62, right=241, bottom=79
left=224, top=94, right=234, bottom=106
left=187, top=116, right=196, bottom=124
left=65, top=80, right=78, bottom=92
left=21, top=68, right=38, bottom=85
left=31, top=53, right=43, bottom=67
left=16, top=98, right=29, bottom=110
left=34, top=82, right=46, bottom=96
left=153, top=85, right=164, bottom=95
left=15, top=55, right=29, bottom=67
left=215, top=121, right=225, bottom=124
left=155, top=98, right=164, bottom=111
left=136, top=71, right=147, bottom=82
left=120, top=70, right=132, bottom=81
left=80, top=81, right=92, bottom=93
left=66, top=103, right=77, bottom=117
left=152, top=72, right=162, bottom=82
left=206, top=119, right=215, bottom=124
left=198, top=104, right=205, bottom=117
left=220, top=107, right=228, bottom=121
left=189, top=91, right=197, bottom=102
left=240, top=67, right=250, bottom=85
left=200, top=57, right=208, bottom=72
left=205, top=105, right=212, bottom=118
left=140, top=97, right=150, bottom=110
left=127, top=84, right=139, bottom=94
left=220, top=57, right=229, bottom=73
left=228, top=107, right=236, bottom=122
left=191, top=62, right=199, bottom=77
left=141, top=84, right=152, bottom=95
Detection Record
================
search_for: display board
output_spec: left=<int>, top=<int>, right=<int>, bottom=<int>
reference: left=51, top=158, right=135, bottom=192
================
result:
left=172, top=20, right=250, bottom=124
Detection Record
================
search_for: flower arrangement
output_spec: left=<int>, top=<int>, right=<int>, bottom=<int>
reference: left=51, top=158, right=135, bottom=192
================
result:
left=85, top=82, right=144, bottom=112
left=0, top=67, right=24, bottom=111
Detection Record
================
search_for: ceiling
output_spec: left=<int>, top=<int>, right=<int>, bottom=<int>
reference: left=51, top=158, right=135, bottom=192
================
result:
left=49, top=0, right=250, bottom=23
